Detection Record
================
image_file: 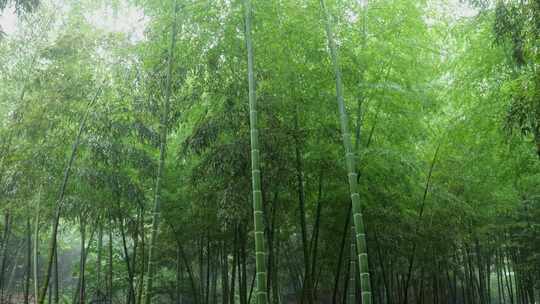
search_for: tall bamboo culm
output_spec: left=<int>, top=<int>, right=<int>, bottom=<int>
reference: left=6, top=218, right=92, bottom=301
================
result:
left=319, top=1, right=373, bottom=303
left=144, top=1, right=178, bottom=303
left=243, top=1, right=267, bottom=304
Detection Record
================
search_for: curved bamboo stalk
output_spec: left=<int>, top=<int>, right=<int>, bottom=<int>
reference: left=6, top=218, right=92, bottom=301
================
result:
left=38, top=87, right=102, bottom=304
left=319, top=1, right=373, bottom=303
left=144, top=1, right=179, bottom=303
left=402, top=142, right=442, bottom=303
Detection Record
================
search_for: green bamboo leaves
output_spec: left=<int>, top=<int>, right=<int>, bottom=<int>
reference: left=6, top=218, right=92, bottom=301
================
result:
left=243, top=1, right=268, bottom=304
left=144, top=1, right=179, bottom=303
left=319, top=0, right=373, bottom=303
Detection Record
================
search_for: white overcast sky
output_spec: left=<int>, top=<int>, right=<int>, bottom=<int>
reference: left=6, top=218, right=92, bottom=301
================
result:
left=0, top=0, right=148, bottom=41
left=0, top=0, right=477, bottom=39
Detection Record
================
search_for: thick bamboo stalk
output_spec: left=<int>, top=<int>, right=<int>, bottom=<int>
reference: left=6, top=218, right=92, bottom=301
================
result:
left=119, top=216, right=135, bottom=304
left=108, top=212, right=114, bottom=303
left=293, top=107, right=312, bottom=304
left=24, top=217, right=31, bottom=304
left=79, top=217, right=86, bottom=304
left=332, top=204, right=351, bottom=304
left=319, top=1, right=372, bottom=303
left=0, top=211, right=11, bottom=300
left=97, top=219, right=103, bottom=299
left=243, top=0, right=267, bottom=303
left=53, top=244, right=59, bottom=304
left=33, top=193, right=41, bottom=304
left=348, top=226, right=356, bottom=304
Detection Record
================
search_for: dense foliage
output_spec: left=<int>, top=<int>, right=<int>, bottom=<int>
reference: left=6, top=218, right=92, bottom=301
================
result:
left=0, top=0, right=539, bottom=304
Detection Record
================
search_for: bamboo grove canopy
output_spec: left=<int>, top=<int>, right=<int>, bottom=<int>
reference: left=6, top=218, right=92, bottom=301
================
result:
left=0, top=0, right=539, bottom=304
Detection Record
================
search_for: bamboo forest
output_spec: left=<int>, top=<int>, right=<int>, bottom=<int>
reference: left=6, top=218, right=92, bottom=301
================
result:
left=0, top=0, right=539, bottom=303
